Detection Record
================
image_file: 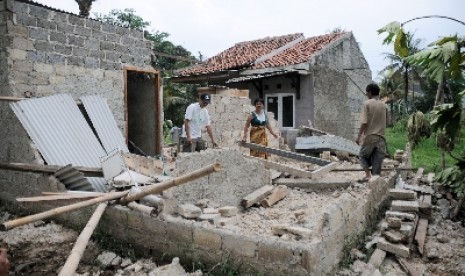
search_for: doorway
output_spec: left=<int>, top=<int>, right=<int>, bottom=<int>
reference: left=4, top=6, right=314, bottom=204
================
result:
left=125, top=68, right=162, bottom=157
left=265, top=93, right=295, bottom=128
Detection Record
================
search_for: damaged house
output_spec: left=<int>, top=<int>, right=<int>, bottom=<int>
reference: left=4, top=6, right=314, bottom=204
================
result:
left=171, top=32, right=372, bottom=142
left=0, top=0, right=163, bottom=160
left=0, top=1, right=416, bottom=275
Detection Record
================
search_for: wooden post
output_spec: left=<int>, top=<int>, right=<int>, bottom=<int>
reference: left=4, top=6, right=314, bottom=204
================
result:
left=58, top=202, right=108, bottom=276
left=120, top=161, right=221, bottom=204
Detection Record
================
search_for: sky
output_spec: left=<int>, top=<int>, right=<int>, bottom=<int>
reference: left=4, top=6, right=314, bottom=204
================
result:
left=33, top=0, right=465, bottom=80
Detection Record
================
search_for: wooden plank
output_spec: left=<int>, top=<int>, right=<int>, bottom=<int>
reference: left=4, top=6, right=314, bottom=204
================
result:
left=241, top=185, right=274, bottom=208
left=260, top=185, right=288, bottom=207
left=0, top=162, right=103, bottom=177
left=311, top=162, right=337, bottom=178
left=17, top=194, right=102, bottom=202
left=414, top=219, right=428, bottom=256
left=246, top=156, right=313, bottom=179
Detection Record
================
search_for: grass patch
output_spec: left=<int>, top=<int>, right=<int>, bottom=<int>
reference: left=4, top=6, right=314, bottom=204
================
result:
left=386, top=120, right=465, bottom=173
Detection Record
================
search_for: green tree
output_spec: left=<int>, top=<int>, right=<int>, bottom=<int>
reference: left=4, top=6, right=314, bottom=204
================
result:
left=379, top=16, right=465, bottom=218
left=380, top=32, right=423, bottom=113
left=379, top=70, right=402, bottom=123
left=75, top=0, right=96, bottom=17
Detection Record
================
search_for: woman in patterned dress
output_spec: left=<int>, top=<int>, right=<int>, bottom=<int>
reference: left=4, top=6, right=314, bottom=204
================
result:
left=241, top=98, right=279, bottom=159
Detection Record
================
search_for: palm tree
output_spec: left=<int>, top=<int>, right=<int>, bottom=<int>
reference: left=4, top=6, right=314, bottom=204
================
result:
left=379, top=71, right=403, bottom=124
left=75, top=0, right=97, bottom=17
left=380, top=32, right=423, bottom=114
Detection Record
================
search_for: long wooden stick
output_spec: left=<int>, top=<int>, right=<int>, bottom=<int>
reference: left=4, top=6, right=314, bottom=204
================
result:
left=17, top=193, right=103, bottom=202
left=119, top=161, right=221, bottom=204
left=1, top=162, right=221, bottom=231
left=0, top=162, right=103, bottom=177
left=1, top=191, right=128, bottom=231
left=58, top=202, right=108, bottom=276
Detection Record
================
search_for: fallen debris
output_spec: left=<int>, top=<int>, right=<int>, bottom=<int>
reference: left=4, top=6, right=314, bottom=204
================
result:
left=241, top=185, right=274, bottom=208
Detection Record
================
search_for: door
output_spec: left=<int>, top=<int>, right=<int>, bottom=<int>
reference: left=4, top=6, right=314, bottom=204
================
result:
left=265, top=94, right=295, bottom=128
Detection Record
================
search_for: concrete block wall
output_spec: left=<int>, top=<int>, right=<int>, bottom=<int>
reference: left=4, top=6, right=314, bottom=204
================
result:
left=312, top=33, right=371, bottom=140
left=0, top=0, right=155, bottom=177
left=1, top=0, right=153, bottom=126
left=170, top=149, right=271, bottom=206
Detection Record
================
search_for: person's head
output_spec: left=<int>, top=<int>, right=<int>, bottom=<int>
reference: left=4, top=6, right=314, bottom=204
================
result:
left=366, top=83, right=380, bottom=97
left=254, top=98, right=265, bottom=109
left=198, top=93, right=211, bottom=108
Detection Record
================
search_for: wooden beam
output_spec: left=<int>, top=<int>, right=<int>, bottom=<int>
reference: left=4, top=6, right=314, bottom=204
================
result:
left=260, top=185, right=288, bottom=207
left=17, top=194, right=102, bottom=202
left=0, top=163, right=103, bottom=177
left=241, top=185, right=274, bottom=208
left=245, top=156, right=314, bottom=178
left=311, top=162, right=337, bottom=178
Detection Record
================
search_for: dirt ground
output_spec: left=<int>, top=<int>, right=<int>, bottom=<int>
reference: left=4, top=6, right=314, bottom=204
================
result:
left=1, top=163, right=464, bottom=275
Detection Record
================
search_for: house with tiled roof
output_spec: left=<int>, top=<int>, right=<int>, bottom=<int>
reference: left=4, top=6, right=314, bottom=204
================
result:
left=171, top=32, right=371, bottom=141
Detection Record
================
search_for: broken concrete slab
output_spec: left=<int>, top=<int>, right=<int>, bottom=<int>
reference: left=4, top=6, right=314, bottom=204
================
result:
left=389, top=188, right=416, bottom=200
left=368, top=248, right=386, bottom=268
left=271, top=225, right=313, bottom=239
left=218, top=206, right=238, bottom=217
left=273, top=177, right=351, bottom=190
left=385, top=211, right=416, bottom=221
left=177, top=204, right=202, bottom=219
left=391, top=200, right=419, bottom=212
left=377, top=237, right=409, bottom=258
left=415, top=218, right=428, bottom=256
left=295, top=135, right=361, bottom=156
left=310, top=162, right=338, bottom=179
left=382, top=229, right=407, bottom=243
left=402, top=183, right=434, bottom=194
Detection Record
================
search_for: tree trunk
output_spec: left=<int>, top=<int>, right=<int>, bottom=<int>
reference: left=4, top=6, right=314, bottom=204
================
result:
left=404, top=65, right=409, bottom=113
left=390, top=101, right=394, bottom=125
left=434, top=77, right=445, bottom=106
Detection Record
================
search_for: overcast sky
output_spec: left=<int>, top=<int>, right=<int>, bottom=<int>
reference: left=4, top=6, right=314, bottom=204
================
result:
left=34, top=0, right=465, bottom=80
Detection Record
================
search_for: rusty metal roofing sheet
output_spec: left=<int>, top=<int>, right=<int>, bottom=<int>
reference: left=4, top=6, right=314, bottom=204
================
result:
left=10, top=94, right=108, bottom=192
left=80, top=95, right=129, bottom=153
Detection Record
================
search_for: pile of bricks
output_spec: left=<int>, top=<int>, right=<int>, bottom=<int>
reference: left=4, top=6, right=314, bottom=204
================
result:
left=358, top=169, right=433, bottom=275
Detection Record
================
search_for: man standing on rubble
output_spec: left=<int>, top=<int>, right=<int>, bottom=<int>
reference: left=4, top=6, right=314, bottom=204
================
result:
left=356, top=83, right=387, bottom=181
left=181, top=93, right=218, bottom=152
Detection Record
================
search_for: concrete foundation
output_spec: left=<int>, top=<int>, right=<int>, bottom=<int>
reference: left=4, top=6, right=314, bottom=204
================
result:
left=0, top=149, right=397, bottom=275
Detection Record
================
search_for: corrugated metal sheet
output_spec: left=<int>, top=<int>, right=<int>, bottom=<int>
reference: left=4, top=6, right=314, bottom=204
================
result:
left=54, top=165, right=94, bottom=191
left=80, top=95, right=129, bottom=153
left=10, top=94, right=107, bottom=192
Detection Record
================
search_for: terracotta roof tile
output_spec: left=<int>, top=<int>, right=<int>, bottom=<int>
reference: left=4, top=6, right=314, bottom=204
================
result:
left=253, top=32, right=345, bottom=69
left=176, top=32, right=346, bottom=77
left=177, top=33, right=304, bottom=76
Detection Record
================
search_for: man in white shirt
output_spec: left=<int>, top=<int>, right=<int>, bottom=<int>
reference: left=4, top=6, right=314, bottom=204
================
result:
left=181, top=93, right=217, bottom=152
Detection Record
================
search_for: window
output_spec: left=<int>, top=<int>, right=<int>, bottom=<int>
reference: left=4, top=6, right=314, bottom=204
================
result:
left=265, top=93, right=295, bottom=128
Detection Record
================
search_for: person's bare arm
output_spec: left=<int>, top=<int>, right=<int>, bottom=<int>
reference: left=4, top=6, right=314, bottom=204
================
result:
left=242, top=114, right=252, bottom=142
left=266, top=120, right=278, bottom=139
left=184, top=119, right=191, bottom=143
left=206, top=125, right=217, bottom=147
left=356, top=123, right=367, bottom=145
